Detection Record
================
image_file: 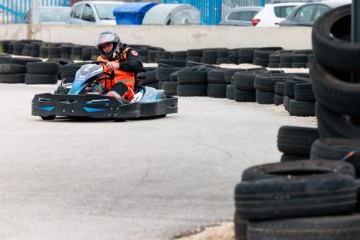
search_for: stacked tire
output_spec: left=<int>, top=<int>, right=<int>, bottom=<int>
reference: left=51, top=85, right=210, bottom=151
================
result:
left=25, top=62, right=60, bottom=84
left=310, top=4, right=359, bottom=139
left=234, top=159, right=359, bottom=240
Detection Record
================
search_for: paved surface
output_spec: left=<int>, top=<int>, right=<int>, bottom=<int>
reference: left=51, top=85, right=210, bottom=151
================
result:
left=0, top=83, right=315, bottom=240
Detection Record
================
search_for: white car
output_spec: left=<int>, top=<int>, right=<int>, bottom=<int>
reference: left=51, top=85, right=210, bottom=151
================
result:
left=219, top=6, right=263, bottom=26
left=252, top=2, right=304, bottom=27
left=69, top=1, right=125, bottom=25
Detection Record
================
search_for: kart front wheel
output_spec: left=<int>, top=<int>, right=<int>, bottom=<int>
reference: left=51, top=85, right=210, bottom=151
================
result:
left=41, top=115, right=56, bottom=120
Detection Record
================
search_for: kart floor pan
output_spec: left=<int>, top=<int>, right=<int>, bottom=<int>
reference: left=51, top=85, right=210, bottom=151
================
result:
left=32, top=93, right=178, bottom=120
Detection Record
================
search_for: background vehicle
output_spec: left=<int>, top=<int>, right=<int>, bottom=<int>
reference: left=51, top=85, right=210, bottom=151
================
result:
left=219, top=6, right=263, bottom=26
left=142, top=4, right=200, bottom=25
left=252, top=2, right=304, bottom=27
left=69, top=1, right=125, bottom=25
left=22, top=6, right=71, bottom=24
left=279, top=0, right=351, bottom=27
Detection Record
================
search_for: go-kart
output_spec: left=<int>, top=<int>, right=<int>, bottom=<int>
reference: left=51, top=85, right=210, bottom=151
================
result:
left=32, top=61, right=178, bottom=121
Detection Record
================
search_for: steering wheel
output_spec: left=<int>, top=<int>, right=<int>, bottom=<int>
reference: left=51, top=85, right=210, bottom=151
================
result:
left=92, top=60, right=114, bottom=81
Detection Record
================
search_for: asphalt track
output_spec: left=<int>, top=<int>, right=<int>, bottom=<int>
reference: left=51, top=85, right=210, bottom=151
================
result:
left=0, top=83, right=315, bottom=240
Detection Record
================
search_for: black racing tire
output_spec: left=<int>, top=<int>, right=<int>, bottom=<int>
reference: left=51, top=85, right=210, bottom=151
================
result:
left=10, top=57, right=42, bottom=65
left=47, top=58, right=74, bottom=65
left=241, top=159, right=354, bottom=182
left=177, top=84, right=207, bottom=96
left=294, top=82, right=315, bottom=101
left=312, top=4, right=357, bottom=72
left=310, top=138, right=360, bottom=175
left=310, top=60, right=360, bottom=115
left=234, top=89, right=256, bottom=102
left=247, top=214, right=360, bottom=240
left=25, top=73, right=58, bottom=84
left=0, top=54, right=11, bottom=63
left=0, top=73, right=26, bottom=83
left=234, top=211, right=247, bottom=240
left=207, top=83, right=227, bottom=98
left=207, top=69, right=226, bottom=84
left=26, top=62, right=60, bottom=74
left=226, top=84, right=235, bottom=100
left=41, top=116, right=56, bottom=120
left=156, top=67, right=180, bottom=82
left=59, top=63, right=83, bottom=79
left=0, top=64, right=26, bottom=73
left=224, top=69, right=243, bottom=84
left=162, top=81, right=178, bottom=95
left=256, top=90, right=274, bottom=104
left=236, top=160, right=356, bottom=220
left=254, top=73, right=288, bottom=92
left=280, top=153, right=309, bottom=162
left=177, top=70, right=208, bottom=85
left=274, top=94, right=283, bottom=106
left=234, top=71, right=257, bottom=91
left=274, top=81, right=284, bottom=95
left=288, top=99, right=315, bottom=117
left=47, top=47, right=62, bottom=59
left=277, top=125, right=319, bottom=156
left=315, top=102, right=360, bottom=139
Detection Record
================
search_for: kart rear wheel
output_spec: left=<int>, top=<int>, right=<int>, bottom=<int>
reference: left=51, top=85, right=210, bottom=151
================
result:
left=41, top=116, right=56, bottom=120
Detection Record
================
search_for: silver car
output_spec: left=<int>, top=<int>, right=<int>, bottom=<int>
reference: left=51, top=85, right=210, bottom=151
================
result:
left=219, top=6, right=263, bottom=26
left=69, top=1, right=125, bottom=25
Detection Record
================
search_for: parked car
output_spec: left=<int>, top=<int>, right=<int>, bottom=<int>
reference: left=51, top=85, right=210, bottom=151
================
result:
left=279, top=0, right=351, bottom=26
left=219, top=6, right=263, bottom=26
left=252, top=2, right=304, bottom=27
left=142, top=4, right=200, bottom=25
left=22, top=6, right=71, bottom=24
left=69, top=1, right=125, bottom=25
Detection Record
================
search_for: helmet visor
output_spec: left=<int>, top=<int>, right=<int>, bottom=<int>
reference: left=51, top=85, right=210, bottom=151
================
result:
left=96, top=33, right=117, bottom=46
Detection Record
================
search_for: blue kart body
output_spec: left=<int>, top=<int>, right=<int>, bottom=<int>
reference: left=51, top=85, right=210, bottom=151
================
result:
left=32, top=63, right=178, bottom=120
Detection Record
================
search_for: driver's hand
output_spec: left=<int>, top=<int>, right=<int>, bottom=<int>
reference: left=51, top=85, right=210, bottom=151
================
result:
left=106, top=62, right=119, bottom=71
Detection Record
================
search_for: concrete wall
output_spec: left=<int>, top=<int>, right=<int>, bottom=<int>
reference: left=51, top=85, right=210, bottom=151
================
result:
left=0, top=24, right=313, bottom=51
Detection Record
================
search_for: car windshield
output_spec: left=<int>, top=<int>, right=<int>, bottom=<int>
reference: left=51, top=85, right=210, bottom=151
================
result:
left=94, top=4, right=118, bottom=20
left=39, top=8, right=70, bottom=22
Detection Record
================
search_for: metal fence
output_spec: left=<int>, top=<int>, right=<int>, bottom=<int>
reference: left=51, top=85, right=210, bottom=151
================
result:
left=0, top=0, right=70, bottom=24
left=163, top=0, right=222, bottom=25
left=0, top=0, right=314, bottom=25
left=162, top=0, right=273, bottom=25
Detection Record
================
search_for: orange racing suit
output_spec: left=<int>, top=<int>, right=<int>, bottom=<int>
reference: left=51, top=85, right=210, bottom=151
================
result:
left=96, top=46, right=143, bottom=100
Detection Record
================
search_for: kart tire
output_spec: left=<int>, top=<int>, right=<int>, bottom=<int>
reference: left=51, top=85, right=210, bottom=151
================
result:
left=26, top=62, right=60, bottom=74
left=234, top=89, right=255, bottom=102
left=241, top=159, right=355, bottom=181
left=310, top=138, right=360, bottom=176
left=0, top=64, right=26, bottom=73
left=0, top=73, right=25, bottom=83
left=288, top=99, right=315, bottom=117
left=247, top=214, right=360, bottom=240
left=236, top=160, right=356, bottom=220
left=207, top=83, right=227, bottom=98
left=312, top=4, right=357, bottom=72
left=310, top=60, right=360, bottom=115
left=10, top=57, right=42, bottom=65
left=41, top=116, right=56, bottom=120
left=25, top=73, right=58, bottom=85
left=277, top=125, right=319, bottom=156
left=177, top=84, right=207, bottom=96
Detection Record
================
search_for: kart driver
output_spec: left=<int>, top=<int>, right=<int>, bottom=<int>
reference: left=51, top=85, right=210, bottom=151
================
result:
left=95, top=31, right=143, bottom=100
